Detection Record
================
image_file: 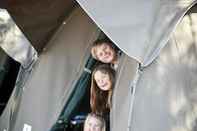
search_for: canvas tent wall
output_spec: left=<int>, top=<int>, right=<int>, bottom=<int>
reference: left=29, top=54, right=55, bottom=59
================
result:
left=4, top=0, right=77, bottom=53
left=0, top=1, right=197, bottom=131
left=128, top=13, right=197, bottom=131
left=76, top=0, right=197, bottom=66
left=0, top=6, right=100, bottom=131
left=74, top=1, right=197, bottom=131
left=110, top=11, right=197, bottom=131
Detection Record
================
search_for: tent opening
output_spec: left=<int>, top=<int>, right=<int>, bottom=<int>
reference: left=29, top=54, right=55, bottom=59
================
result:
left=49, top=30, right=119, bottom=131
left=49, top=55, right=97, bottom=131
left=0, top=47, right=20, bottom=116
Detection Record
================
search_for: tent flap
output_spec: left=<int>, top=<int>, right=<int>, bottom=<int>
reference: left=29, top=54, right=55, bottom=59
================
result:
left=129, top=11, right=197, bottom=131
left=76, top=0, right=197, bottom=66
left=0, top=7, right=100, bottom=131
left=0, top=9, right=37, bottom=68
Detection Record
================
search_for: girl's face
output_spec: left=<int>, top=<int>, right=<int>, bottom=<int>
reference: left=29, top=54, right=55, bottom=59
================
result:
left=84, top=116, right=103, bottom=131
left=94, top=43, right=116, bottom=63
left=94, top=70, right=112, bottom=91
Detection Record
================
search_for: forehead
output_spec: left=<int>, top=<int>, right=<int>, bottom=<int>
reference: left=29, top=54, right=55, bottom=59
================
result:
left=95, top=42, right=110, bottom=49
left=87, top=116, right=102, bottom=125
left=94, top=70, right=108, bottom=77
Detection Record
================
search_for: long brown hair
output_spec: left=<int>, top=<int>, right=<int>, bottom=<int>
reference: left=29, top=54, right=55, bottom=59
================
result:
left=90, top=64, right=115, bottom=115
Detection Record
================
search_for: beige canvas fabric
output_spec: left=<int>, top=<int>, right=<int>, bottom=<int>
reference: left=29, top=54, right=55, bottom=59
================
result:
left=1, top=1, right=197, bottom=131
left=0, top=7, right=100, bottom=131
left=6, top=0, right=76, bottom=53
left=76, top=0, right=197, bottom=66
left=111, top=54, right=138, bottom=131
left=128, top=12, right=197, bottom=131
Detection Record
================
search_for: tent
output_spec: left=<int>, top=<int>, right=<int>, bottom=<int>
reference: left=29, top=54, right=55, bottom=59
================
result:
left=0, top=0, right=197, bottom=131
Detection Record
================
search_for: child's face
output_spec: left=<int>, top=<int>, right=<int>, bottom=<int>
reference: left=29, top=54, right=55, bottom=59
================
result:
left=84, top=116, right=103, bottom=131
left=93, top=43, right=116, bottom=63
left=94, top=70, right=112, bottom=91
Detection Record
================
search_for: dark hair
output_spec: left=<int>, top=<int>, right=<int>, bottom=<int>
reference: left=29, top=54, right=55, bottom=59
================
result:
left=93, top=38, right=113, bottom=45
left=90, top=64, right=115, bottom=115
left=91, top=38, right=119, bottom=60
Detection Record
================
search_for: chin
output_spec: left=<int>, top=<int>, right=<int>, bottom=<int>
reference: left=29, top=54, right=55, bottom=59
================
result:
left=105, top=59, right=113, bottom=63
left=103, top=87, right=110, bottom=91
left=102, top=61, right=110, bottom=64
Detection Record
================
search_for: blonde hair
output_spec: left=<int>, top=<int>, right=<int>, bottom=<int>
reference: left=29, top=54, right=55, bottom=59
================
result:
left=91, top=39, right=118, bottom=61
left=84, top=113, right=106, bottom=131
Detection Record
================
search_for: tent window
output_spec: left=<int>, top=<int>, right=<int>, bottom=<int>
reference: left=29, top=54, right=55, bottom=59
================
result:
left=0, top=48, right=20, bottom=115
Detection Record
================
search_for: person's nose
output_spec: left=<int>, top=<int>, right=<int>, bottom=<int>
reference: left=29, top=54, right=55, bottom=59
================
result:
left=103, top=49, right=108, bottom=55
left=99, top=79, right=104, bottom=85
left=99, top=50, right=105, bottom=56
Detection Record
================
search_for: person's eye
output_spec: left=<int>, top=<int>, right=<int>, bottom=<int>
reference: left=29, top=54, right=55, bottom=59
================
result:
left=99, top=52, right=103, bottom=57
left=95, top=124, right=100, bottom=127
left=102, top=76, right=106, bottom=79
left=96, top=79, right=100, bottom=83
left=102, top=74, right=108, bottom=78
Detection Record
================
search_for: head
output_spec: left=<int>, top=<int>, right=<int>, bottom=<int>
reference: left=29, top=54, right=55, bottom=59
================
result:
left=84, top=113, right=106, bottom=131
left=91, top=39, right=118, bottom=64
left=90, top=64, right=115, bottom=114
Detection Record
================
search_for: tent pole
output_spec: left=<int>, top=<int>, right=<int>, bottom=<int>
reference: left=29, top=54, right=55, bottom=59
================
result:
left=127, top=63, right=144, bottom=131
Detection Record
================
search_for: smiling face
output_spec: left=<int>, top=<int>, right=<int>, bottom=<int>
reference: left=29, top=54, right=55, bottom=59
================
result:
left=92, top=43, right=116, bottom=63
left=94, top=70, right=112, bottom=91
left=84, top=115, right=103, bottom=131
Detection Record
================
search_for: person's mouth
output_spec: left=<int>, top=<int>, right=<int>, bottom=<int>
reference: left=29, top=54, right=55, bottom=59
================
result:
left=104, top=52, right=112, bottom=59
left=104, top=54, right=110, bottom=59
left=100, top=83, right=107, bottom=88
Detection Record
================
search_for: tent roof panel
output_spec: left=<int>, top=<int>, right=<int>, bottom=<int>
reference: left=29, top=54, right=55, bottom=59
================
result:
left=76, top=0, right=197, bottom=66
left=5, top=0, right=77, bottom=53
